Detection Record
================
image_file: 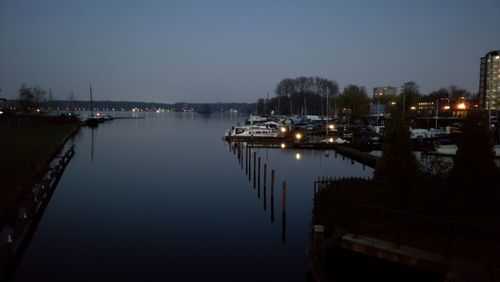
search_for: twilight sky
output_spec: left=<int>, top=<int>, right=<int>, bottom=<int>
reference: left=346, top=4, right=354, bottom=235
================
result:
left=1, top=0, right=499, bottom=103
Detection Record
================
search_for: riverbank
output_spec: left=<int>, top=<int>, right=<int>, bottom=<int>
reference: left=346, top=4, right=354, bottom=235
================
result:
left=0, top=124, right=78, bottom=227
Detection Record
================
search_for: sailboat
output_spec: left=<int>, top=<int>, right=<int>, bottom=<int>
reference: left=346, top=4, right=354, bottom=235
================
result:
left=85, top=82, right=99, bottom=127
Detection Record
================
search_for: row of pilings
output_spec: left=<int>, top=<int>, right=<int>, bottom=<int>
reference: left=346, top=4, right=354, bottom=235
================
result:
left=229, top=141, right=288, bottom=243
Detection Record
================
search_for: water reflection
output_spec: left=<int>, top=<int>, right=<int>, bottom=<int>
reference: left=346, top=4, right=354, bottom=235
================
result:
left=15, top=112, right=373, bottom=282
left=90, top=127, right=96, bottom=163
left=225, top=140, right=375, bottom=247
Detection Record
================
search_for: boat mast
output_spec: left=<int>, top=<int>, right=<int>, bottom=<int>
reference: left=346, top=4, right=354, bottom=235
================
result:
left=326, top=86, right=329, bottom=136
left=435, top=98, right=439, bottom=129
left=89, top=82, right=94, bottom=118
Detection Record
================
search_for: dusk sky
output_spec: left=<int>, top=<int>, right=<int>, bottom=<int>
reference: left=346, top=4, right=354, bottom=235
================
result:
left=1, top=0, right=499, bottom=103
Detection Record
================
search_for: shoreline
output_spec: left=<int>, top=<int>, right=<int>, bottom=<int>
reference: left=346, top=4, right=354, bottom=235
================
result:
left=0, top=125, right=79, bottom=280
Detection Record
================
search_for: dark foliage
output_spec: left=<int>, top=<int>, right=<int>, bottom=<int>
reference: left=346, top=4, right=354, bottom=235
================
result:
left=447, top=110, right=500, bottom=211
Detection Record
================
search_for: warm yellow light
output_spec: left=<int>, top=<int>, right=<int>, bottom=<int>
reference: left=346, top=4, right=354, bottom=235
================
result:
left=280, top=127, right=286, bottom=133
left=391, top=101, right=396, bottom=105
left=295, top=133, right=302, bottom=140
left=281, top=143, right=286, bottom=149
left=443, top=105, right=451, bottom=110
left=410, top=106, right=416, bottom=110
left=329, top=137, right=334, bottom=143
left=295, top=153, right=301, bottom=160
left=457, top=103, right=466, bottom=110
left=328, top=124, right=334, bottom=130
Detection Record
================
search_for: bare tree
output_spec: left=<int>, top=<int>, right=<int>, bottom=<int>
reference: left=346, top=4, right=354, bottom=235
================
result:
left=18, top=84, right=46, bottom=112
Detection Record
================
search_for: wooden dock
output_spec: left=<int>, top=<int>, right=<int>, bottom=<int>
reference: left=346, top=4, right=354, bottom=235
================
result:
left=242, top=141, right=379, bottom=169
left=309, top=203, right=500, bottom=282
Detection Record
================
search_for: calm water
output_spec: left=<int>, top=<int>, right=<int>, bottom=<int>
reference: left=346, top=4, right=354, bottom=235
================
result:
left=15, top=112, right=372, bottom=282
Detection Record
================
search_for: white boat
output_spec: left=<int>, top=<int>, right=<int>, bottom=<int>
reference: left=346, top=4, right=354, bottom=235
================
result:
left=246, top=114, right=270, bottom=124
left=435, top=144, right=500, bottom=157
left=225, top=125, right=280, bottom=139
left=319, top=137, right=349, bottom=144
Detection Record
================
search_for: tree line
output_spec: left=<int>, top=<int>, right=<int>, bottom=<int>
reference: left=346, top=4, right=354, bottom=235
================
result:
left=6, top=84, right=255, bottom=114
left=255, top=78, right=478, bottom=119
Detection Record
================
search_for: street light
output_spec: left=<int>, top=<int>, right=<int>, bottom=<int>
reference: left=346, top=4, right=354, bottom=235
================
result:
left=295, top=133, right=302, bottom=141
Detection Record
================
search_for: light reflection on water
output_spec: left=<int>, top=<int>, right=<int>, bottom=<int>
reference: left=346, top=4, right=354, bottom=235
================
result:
left=15, top=112, right=372, bottom=281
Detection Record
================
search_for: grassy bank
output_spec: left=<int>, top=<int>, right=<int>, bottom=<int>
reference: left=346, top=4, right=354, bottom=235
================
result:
left=0, top=124, right=76, bottom=225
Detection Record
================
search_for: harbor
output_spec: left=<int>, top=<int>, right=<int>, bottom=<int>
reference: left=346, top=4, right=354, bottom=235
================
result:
left=223, top=112, right=500, bottom=281
left=1, top=2, right=499, bottom=280
left=0, top=109, right=498, bottom=281
left=6, top=112, right=372, bottom=281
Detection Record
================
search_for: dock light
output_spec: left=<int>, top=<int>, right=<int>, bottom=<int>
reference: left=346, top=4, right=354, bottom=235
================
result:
left=329, top=137, right=334, bottom=143
left=295, top=133, right=302, bottom=140
left=457, top=103, right=466, bottom=110
left=410, top=106, right=416, bottom=110
left=391, top=101, right=396, bottom=105
left=443, top=105, right=451, bottom=110
left=295, top=153, right=301, bottom=160
left=0, top=111, right=3, bottom=115
left=328, top=124, right=334, bottom=130
left=281, top=143, right=286, bottom=149
left=280, top=127, right=287, bottom=133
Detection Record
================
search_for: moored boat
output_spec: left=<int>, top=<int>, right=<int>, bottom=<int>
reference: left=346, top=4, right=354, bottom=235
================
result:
left=85, top=82, right=99, bottom=128
left=435, top=144, right=500, bottom=158
left=225, top=125, right=280, bottom=140
left=246, top=114, right=270, bottom=124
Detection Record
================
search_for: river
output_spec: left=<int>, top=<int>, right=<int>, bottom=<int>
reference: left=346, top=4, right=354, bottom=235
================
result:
left=14, top=111, right=372, bottom=281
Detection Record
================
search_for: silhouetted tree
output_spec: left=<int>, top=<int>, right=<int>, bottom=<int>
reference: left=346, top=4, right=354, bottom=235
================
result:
left=425, top=86, right=471, bottom=103
left=447, top=110, right=499, bottom=205
left=337, top=85, right=370, bottom=119
left=274, top=77, right=338, bottom=115
left=18, top=84, right=46, bottom=111
left=197, top=103, right=213, bottom=115
left=396, top=81, right=421, bottom=119
left=374, top=110, right=421, bottom=210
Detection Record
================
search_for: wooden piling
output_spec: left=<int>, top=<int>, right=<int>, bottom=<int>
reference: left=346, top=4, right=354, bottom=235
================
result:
left=258, top=157, right=261, bottom=198
left=263, top=163, right=267, bottom=210
left=248, top=148, right=251, bottom=182
left=240, top=145, right=243, bottom=170
left=282, top=181, right=287, bottom=243
left=271, top=169, right=275, bottom=223
left=253, top=152, right=256, bottom=189
left=237, top=143, right=240, bottom=161
left=313, top=225, right=325, bottom=262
